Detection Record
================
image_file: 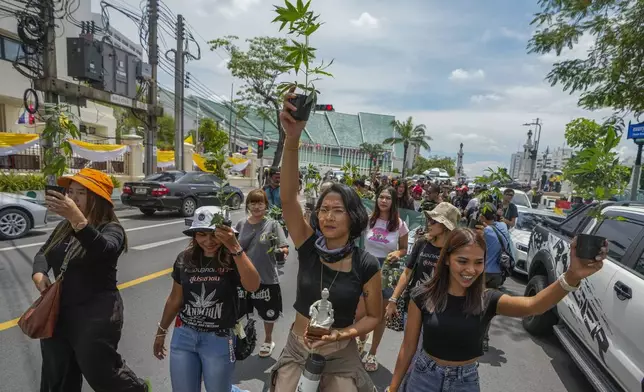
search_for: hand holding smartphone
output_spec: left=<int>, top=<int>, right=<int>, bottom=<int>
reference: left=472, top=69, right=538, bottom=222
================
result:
left=45, top=185, right=66, bottom=196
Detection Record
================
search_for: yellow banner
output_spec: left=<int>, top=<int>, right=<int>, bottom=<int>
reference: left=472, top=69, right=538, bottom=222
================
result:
left=0, top=133, right=39, bottom=156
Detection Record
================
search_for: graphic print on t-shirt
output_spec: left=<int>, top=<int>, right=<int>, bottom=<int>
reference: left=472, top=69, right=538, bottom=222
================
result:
left=184, top=283, right=224, bottom=321
left=173, top=259, right=240, bottom=330
left=408, top=241, right=442, bottom=289
left=250, top=286, right=272, bottom=302
left=368, top=227, right=392, bottom=244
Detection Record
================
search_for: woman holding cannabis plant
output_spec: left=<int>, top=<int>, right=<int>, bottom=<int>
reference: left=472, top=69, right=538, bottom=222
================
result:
left=235, top=189, right=289, bottom=358
left=153, top=206, right=260, bottom=392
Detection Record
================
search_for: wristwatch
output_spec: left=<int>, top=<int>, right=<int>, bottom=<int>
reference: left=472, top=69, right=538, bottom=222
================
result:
left=230, top=247, right=244, bottom=257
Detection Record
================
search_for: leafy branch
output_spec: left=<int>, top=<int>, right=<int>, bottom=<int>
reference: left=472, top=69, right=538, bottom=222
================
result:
left=272, top=0, right=334, bottom=103
left=41, top=104, right=81, bottom=181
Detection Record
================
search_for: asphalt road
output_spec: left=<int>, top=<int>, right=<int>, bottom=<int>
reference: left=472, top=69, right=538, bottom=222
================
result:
left=0, top=207, right=593, bottom=392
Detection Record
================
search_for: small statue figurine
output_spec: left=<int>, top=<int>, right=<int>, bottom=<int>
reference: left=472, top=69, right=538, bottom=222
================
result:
left=307, top=288, right=334, bottom=340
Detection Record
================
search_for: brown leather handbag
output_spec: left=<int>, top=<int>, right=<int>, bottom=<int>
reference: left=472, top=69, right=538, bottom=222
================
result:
left=18, top=254, right=71, bottom=339
left=18, top=278, right=63, bottom=339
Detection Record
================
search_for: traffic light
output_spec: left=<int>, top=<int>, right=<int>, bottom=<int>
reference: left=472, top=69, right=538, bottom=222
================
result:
left=314, top=104, right=334, bottom=112
left=257, top=139, right=265, bottom=159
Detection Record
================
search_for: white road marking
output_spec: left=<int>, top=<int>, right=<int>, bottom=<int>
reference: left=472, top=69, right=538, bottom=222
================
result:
left=126, top=220, right=185, bottom=232
left=0, top=242, right=45, bottom=251
left=41, top=218, right=133, bottom=231
left=131, top=237, right=187, bottom=251
left=1, top=220, right=185, bottom=252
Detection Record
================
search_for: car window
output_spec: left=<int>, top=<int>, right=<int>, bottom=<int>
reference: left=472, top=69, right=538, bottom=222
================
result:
left=512, top=193, right=531, bottom=208
left=516, top=212, right=565, bottom=231
left=634, top=254, right=644, bottom=277
left=206, top=175, right=223, bottom=186
left=594, top=219, right=643, bottom=264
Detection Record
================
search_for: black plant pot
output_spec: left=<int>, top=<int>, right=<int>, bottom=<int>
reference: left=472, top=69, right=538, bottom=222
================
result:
left=576, top=233, right=605, bottom=260
left=274, top=250, right=286, bottom=265
left=288, top=93, right=314, bottom=121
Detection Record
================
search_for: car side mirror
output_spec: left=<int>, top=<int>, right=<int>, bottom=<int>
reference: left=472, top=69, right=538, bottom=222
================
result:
left=531, top=203, right=538, bottom=209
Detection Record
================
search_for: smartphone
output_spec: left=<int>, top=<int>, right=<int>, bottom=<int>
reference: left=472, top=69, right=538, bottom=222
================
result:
left=45, top=185, right=66, bottom=196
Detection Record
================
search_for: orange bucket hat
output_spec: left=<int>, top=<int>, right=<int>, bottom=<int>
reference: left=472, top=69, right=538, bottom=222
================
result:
left=57, top=168, right=114, bottom=206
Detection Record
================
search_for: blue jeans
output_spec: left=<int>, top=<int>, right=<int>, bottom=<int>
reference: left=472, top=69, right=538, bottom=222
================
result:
left=170, top=325, right=245, bottom=392
left=403, top=350, right=480, bottom=392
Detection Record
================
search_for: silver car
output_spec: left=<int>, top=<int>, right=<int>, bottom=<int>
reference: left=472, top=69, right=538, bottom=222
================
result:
left=0, top=192, right=48, bottom=240
left=511, top=206, right=565, bottom=275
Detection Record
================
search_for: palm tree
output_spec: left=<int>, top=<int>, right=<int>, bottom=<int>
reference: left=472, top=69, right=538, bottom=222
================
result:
left=384, top=116, right=431, bottom=178
left=359, top=142, right=385, bottom=175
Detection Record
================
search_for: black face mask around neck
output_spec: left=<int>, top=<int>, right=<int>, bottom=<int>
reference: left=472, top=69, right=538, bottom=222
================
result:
left=314, top=236, right=355, bottom=263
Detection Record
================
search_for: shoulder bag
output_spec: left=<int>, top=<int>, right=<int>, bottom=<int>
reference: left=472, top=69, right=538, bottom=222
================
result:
left=18, top=244, right=72, bottom=339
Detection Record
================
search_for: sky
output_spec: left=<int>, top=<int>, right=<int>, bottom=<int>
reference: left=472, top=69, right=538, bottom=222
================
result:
left=95, top=0, right=639, bottom=177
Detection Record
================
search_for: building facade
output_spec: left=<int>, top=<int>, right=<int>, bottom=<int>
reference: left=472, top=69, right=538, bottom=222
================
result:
left=535, top=146, right=573, bottom=173
left=509, top=152, right=522, bottom=180
left=0, top=4, right=140, bottom=141
left=158, top=88, right=402, bottom=176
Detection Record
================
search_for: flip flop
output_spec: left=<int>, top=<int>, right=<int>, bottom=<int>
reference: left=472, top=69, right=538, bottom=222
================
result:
left=364, top=354, right=378, bottom=372
left=258, top=341, right=275, bottom=358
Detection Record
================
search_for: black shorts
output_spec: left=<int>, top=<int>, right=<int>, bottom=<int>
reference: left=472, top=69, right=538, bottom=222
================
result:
left=248, top=284, right=282, bottom=322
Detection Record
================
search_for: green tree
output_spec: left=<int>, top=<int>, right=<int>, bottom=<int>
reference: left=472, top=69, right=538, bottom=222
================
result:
left=564, top=118, right=612, bottom=150
left=198, top=118, right=229, bottom=154
left=209, top=36, right=290, bottom=166
left=115, top=109, right=175, bottom=150
left=563, top=120, right=630, bottom=199
left=528, top=0, right=644, bottom=116
left=359, top=142, right=385, bottom=175
left=383, top=116, right=431, bottom=178
left=156, top=114, right=176, bottom=150
left=411, top=155, right=456, bottom=176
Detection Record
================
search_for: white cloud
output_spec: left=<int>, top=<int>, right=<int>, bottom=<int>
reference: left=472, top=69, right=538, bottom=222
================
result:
left=218, top=0, right=261, bottom=19
left=471, top=94, right=502, bottom=103
left=449, top=68, right=485, bottom=81
left=499, top=27, right=529, bottom=41
left=350, top=12, right=380, bottom=28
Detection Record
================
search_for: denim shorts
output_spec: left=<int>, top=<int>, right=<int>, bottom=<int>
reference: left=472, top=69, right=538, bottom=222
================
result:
left=403, top=349, right=480, bottom=392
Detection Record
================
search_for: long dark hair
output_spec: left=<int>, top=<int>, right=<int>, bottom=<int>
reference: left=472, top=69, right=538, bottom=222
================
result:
left=370, top=186, right=400, bottom=232
left=43, top=189, right=127, bottom=259
left=309, top=183, right=368, bottom=241
left=414, top=228, right=486, bottom=316
left=183, top=236, right=233, bottom=269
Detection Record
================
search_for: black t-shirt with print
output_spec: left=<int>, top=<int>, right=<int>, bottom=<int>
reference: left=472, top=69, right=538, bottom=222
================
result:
left=172, top=250, right=241, bottom=331
left=406, top=237, right=442, bottom=290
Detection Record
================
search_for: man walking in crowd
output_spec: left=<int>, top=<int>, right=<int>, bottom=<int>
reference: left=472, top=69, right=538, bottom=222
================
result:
left=498, top=188, right=519, bottom=228
left=419, top=184, right=442, bottom=212
left=264, top=167, right=281, bottom=208
left=477, top=202, right=511, bottom=351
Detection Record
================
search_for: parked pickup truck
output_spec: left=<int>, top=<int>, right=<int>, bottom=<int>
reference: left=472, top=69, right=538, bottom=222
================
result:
left=523, top=201, right=644, bottom=392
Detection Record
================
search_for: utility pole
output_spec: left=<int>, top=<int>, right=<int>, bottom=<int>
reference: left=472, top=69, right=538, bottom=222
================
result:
left=195, top=99, right=201, bottom=153
left=174, top=14, right=185, bottom=169
left=228, top=83, right=234, bottom=154
left=41, top=0, right=59, bottom=185
left=145, top=0, right=159, bottom=176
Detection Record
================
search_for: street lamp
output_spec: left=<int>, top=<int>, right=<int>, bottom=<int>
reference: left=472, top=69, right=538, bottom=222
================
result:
left=522, top=119, right=542, bottom=186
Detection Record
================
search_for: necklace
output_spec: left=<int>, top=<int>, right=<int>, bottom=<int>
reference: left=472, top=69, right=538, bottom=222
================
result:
left=200, top=254, right=214, bottom=269
left=320, top=254, right=348, bottom=294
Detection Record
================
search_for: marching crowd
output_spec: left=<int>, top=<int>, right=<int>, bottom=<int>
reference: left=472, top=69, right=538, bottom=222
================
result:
left=30, top=92, right=608, bottom=392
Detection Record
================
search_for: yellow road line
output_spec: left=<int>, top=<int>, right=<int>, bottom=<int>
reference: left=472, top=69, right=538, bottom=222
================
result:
left=0, top=267, right=173, bottom=332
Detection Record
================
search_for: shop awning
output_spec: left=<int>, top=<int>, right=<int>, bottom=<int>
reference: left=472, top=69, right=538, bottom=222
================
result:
left=0, top=133, right=39, bottom=156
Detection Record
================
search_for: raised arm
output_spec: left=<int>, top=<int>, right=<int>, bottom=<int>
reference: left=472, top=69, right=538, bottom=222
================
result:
left=497, top=237, right=606, bottom=318
left=279, top=90, right=314, bottom=248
